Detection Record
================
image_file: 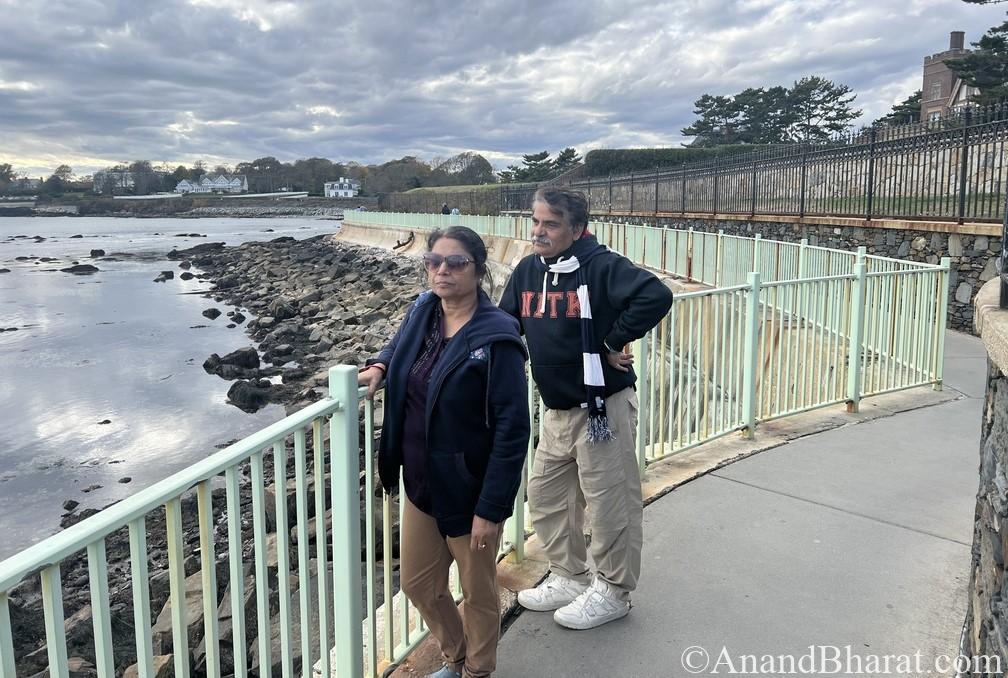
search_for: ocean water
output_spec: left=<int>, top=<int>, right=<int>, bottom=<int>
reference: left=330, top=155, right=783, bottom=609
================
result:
left=0, top=217, right=340, bottom=559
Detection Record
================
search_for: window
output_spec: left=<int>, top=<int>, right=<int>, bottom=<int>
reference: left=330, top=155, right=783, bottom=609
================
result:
left=929, top=81, right=942, bottom=101
left=928, top=111, right=942, bottom=122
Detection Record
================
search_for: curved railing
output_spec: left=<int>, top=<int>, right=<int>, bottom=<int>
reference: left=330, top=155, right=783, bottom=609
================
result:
left=0, top=213, right=949, bottom=678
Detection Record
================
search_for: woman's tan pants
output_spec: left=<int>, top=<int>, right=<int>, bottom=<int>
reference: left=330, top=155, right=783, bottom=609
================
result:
left=400, top=498, right=501, bottom=678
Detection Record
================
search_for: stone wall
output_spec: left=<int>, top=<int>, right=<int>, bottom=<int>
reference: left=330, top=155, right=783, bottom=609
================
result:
left=964, top=279, right=1008, bottom=670
left=595, top=214, right=1002, bottom=333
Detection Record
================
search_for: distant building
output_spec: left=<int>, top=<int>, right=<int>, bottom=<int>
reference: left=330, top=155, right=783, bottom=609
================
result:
left=174, top=174, right=248, bottom=194
left=922, top=31, right=980, bottom=121
left=9, top=177, right=41, bottom=191
left=324, top=177, right=360, bottom=198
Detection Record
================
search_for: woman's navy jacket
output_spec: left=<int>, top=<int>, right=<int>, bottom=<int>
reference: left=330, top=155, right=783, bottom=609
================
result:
left=372, top=289, right=530, bottom=537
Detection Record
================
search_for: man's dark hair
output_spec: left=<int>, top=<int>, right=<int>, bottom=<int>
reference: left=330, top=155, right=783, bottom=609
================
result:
left=533, top=187, right=589, bottom=231
left=426, top=226, right=494, bottom=289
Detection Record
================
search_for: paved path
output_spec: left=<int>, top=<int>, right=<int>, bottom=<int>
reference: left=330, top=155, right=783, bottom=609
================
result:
left=496, top=330, right=986, bottom=678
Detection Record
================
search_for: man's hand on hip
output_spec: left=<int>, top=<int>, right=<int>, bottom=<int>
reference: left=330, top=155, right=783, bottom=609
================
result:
left=606, top=349, right=634, bottom=373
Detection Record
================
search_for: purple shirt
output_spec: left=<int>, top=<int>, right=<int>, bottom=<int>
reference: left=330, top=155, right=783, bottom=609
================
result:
left=401, top=333, right=450, bottom=513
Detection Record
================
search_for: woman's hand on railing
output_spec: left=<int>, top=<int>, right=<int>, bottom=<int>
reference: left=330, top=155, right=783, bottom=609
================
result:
left=357, top=364, right=386, bottom=400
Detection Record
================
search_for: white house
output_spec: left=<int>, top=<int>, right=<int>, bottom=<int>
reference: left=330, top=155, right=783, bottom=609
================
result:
left=324, top=177, right=360, bottom=198
left=175, top=174, right=248, bottom=194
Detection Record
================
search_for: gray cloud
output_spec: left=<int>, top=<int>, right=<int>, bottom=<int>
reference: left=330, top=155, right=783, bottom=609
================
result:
left=0, top=0, right=1004, bottom=176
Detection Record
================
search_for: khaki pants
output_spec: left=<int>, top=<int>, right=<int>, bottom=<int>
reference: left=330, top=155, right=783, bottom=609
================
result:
left=528, top=387, right=642, bottom=599
left=400, top=498, right=501, bottom=678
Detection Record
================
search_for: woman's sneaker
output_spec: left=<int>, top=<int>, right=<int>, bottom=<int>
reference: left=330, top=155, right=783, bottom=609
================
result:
left=553, top=578, right=630, bottom=630
left=516, top=573, right=589, bottom=611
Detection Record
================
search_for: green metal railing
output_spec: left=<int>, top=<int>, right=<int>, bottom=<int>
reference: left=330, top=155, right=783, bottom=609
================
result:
left=0, top=212, right=949, bottom=678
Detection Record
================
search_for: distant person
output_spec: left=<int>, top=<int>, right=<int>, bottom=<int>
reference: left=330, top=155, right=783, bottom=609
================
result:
left=451, top=207, right=460, bottom=215
left=499, top=187, right=673, bottom=630
left=359, top=226, right=530, bottom=678
left=450, top=206, right=461, bottom=224
left=441, top=202, right=451, bottom=215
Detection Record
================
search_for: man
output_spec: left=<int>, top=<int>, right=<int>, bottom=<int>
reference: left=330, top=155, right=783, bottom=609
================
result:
left=499, top=187, right=673, bottom=630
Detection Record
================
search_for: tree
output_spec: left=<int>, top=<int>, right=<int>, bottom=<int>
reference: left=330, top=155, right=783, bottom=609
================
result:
left=128, top=160, right=157, bottom=195
left=552, top=147, right=582, bottom=174
left=874, top=90, right=922, bottom=126
left=429, top=152, right=497, bottom=186
left=681, top=94, right=738, bottom=146
left=52, top=165, right=73, bottom=182
left=948, top=20, right=1008, bottom=105
left=500, top=151, right=553, bottom=182
left=786, top=76, right=861, bottom=142
left=0, top=163, right=13, bottom=188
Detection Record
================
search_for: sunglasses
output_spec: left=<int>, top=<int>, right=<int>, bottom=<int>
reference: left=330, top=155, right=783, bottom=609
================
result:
left=422, top=253, right=473, bottom=271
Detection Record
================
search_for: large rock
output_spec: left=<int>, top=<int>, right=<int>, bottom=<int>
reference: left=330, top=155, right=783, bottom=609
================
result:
left=123, top=655, right=173, bottom=678
left=151, top=571, right=205, bottom=655
left=227, top=380, right=272, bottom=412
left=61, top=264, right=99, bottom=275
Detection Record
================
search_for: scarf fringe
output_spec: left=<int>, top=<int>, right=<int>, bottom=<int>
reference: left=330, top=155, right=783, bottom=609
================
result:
left=588, top=414, right=615, bottom=443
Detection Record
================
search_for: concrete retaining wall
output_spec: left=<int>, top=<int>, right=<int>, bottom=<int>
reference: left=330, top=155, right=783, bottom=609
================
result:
left=964, top=279, right=1008, bottom=668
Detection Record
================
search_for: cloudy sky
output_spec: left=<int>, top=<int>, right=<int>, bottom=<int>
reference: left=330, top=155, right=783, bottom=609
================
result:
left=0, top=0, right=1004, bottom=177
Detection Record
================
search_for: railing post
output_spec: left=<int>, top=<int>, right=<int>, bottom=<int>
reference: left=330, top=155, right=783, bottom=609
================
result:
left=958, top=108, right=972, bottom=224
left=935, top=256, right=951, bottom=390
left=629, top=172, right=635, bottom=213
left=753, top=232, right=762, bottom=273
left=328, top=365, right=364, bottom=678
left=846, top=260, right=868, bottom=412
left=636, top=332, right=650, bottom=477
left=865, top=128, right=877, bottom=220
left=714, top=229, right=725, bottom=287
left=608, top=174, right=613, bottom=213
left=798, top=237, right=809, bottom=278
left=1001, top=193, right=1008, bottom=309
left=741, top=272, right=761, bottom=439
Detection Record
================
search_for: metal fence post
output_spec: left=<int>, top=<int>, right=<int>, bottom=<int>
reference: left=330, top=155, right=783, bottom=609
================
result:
left=753, top=232, right=762, bottom=273
left=798, top=147, right=808, bottom=218
left=635, top=332, right=650, bottom=477
left=608, top=174, right=613, bottom=213
left=680, top=171, right=687, bottom=214
left=798, top=237, right=809, bottom=278
left=741, top=271, right=761, bottom=439
left=846, top=262, right=868, bottom=412
left=629, top=172, right=635, bottom=213
left=654, top=166, right=659, bottom=214
left=750, top=157, right=758, bottom=217
left=328, top=365, right=364, bottom=678
left=865, top=128, right=878, bottom=220
left=935, top=256, right=951, bottom=390
left=958, top=108, right=972, bottom=224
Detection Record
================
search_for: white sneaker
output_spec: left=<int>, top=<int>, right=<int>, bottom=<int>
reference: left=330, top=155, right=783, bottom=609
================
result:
left=516, top=573, right=589, bottom=612
left=553, top=578, right=630, bottom=630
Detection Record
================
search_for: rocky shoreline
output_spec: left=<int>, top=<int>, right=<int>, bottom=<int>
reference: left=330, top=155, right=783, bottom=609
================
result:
left=10, top=235, right=425, bottom=678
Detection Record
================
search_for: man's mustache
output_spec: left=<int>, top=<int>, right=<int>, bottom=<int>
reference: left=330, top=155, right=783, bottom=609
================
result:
left=531, top=236, right=552, bottom=246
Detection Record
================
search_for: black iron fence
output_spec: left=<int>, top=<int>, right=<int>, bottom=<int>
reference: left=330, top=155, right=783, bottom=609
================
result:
left=501, top=105, right=1008, bottom=224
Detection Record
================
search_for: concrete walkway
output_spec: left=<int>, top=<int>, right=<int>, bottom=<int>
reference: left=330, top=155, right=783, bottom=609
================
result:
left=496, top=330, right=987, bottom=678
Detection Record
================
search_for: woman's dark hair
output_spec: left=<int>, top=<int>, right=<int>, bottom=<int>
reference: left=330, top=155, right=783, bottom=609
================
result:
left=426, top=226, right=494, bottom=290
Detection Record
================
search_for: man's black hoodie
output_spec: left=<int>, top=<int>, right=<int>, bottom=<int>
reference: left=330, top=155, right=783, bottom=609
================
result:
left=500, top=232, right=673, bottom=410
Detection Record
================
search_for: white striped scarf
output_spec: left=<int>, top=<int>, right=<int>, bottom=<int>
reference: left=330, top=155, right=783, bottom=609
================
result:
left=539, top=255, right=615, bottom=443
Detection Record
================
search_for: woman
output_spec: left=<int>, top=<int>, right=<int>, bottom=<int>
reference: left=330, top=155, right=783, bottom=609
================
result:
left=359, top=226, right=530, bottom=678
